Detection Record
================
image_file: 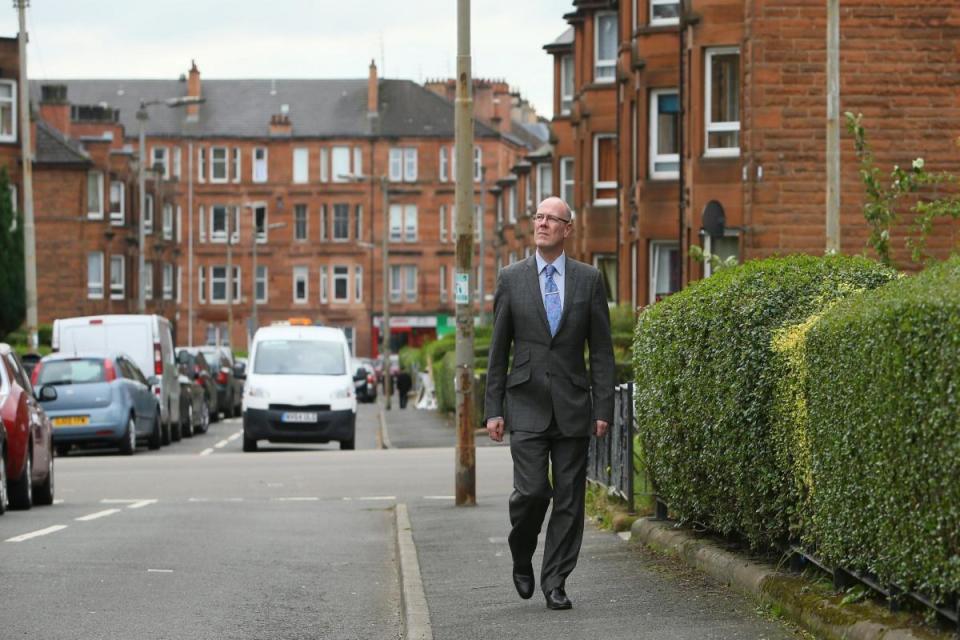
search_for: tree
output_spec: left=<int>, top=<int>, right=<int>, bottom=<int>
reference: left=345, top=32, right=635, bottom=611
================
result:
left=0, top=167, right=25, bottom=339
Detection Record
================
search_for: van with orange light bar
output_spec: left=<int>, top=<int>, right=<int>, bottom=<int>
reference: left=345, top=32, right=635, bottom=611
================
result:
left=52, top=315, right=181, bottom=446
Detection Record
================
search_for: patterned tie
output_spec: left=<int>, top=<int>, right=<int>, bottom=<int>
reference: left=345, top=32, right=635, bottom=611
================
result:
left=543, top=264, right=562, bottom=336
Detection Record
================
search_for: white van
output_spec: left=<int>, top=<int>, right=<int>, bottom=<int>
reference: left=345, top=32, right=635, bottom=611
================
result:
left=242, top=325, right=356, bottom=452
left=52, top=314, right=181, bottom=444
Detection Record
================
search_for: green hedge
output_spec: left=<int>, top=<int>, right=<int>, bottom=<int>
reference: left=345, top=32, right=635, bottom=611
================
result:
left=633, top=255, right=896, bottom=547
left=801, top=258, right=960, bottom=600
left=398, top=346, right=422, bottom=372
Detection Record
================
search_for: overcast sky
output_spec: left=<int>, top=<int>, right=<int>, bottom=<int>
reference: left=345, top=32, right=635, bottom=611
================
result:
left=0, top=1, right=571, bottom=119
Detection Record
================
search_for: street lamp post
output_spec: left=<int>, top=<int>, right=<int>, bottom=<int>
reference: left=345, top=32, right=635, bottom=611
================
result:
left=250, top=207, right=285, bottom=343
left=136, top=96, right=204, bottom=314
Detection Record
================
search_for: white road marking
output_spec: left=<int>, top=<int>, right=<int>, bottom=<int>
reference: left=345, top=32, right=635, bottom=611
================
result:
left=101, top=498, right=153, bottom=504
left=227, top=431, right=242, bottom=442
left=53, top=499, right=65, bottom=505
left=423, top=495, right=455, bottom=500
left=273, top=497, right=320, bottom=502
left=199, top=448, right=214, bottom=456
left=357, top=496, right=396, bottom=501
left=147, top=569, right=173, bottom=573
left=213, top=439, right=230, bottom=449
left=127, top=499, right=158, bottom=510
left=225, top=498, right=244, bottom=502
left=187, top=498, right=209, bottom=502
left=488, top=536, right=507, bottom=544
left=75, top=508, right=121, bottom=522
left=6, top=525, right=69, bottom=542
left=396, top=503, right=433, bottom=640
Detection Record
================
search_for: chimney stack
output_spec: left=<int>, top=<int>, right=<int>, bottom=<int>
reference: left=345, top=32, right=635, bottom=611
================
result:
left=367, top=59, right=379, bottom=116
left=39, top=84, right=70, bottom=137
left=186, top=60, right=201, bottom=121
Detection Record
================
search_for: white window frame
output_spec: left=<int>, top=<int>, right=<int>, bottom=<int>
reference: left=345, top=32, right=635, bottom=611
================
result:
left=439, top=147, right=448, bottom=182
left=176, top=206, right=183, bottom=243
left=198, top=266, right=206, bottom=303
left=404, top=265, right=417, bottom=302
left=255, top=265, right=268, bottom=303
left=389, top=148, right=403, bottom=182
left=210, top=205, right=228, bottom=243
left=594, top=11, right=617, bottom=83
left=649, top=240, right=680, bottom=304
left=87, top=251, right=104, bottom=299
left=109, top=181, right=125, bottom=226
left=561, top=157, right=575, bottom=210
left=176, top=265, right=182, bottom=303
left=332, top=265, right=350, bottom=303
left=320, top=265, right=329, bottom=303
left=152, top=147, right=170, bottom=180
left=561, top=55, right=574, bottom=115
left=702, top=230, right=741, bottom=277
left=0, top=80, right=17, bottom=143
left=162, top=203, right=174, bottom=240
left=389, top=204, right=403, bottom=242
left=439, top=204, right=447, bottom=243
left=109, top=255, right=125, bottom=300
left=232, top=147, right=241, bottom=183
left=254, top=204, right=268, bottom=243
left=253, top=147, right=268, bottom=183
left=536, top=163, right=553, bottom=203
left=332, top=203, right=350, bottom=242
left=173, top=147, right=182, bottom=179
left=650, top=0, right=681, bottom=26
left=198, top=146, right=207, bottom=183
left=649, top=88, right=680, bottom=180
left=704, top=46, right=741, bottom=158
left=210, top=266, right=227, bottom=303
left=439, top=264, right=448, bottom=303
left=162, top=263, right=174, bottom=300
left=293, top=266, right=309, bottom=303
left=210, top=146, right=228, bottom=182
left=87, top=171, right=104, bottom=219
left=353, top=147, right=363, bottom=177
left=144, top=194, right=154, bottom=234
left=403, top=148, right=418, bottom=182
left=319, top=148, right=329, bottom=182
left=473, top=146, right=482, bottom=182
left=593, top=134, right=617, bottom=205
left=389, top=265, right=402, bottom=303
left=232, top=266, right=242, bottom=302
left=198, top=205, right=206, bottom=243
left=355, top=205, right=363, bottom=241
left=354, top=265, right=363, bottom=302
left=508, top=185, right=516, bottom=223
left=294, top=203, right=308, bottom=241
left=319, top=204, right=328, bottom=241
left=404, top=205, right=418, bottom=242
left=332, top=146, right=350, bottom=182
left=293, top=147, right=309, bottom=183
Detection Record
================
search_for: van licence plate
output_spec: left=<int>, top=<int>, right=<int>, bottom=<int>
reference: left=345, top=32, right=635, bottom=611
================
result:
left=281, top=412, right=317, bottom=423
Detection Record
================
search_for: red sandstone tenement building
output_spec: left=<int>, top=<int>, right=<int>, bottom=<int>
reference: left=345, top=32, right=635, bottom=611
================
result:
left=19, top=61, right=543, bottom=355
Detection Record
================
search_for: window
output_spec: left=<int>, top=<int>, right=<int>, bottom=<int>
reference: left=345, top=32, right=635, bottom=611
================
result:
left=198, top=266, right=206, bottom=303
left=198, top=146, right=207, bottom=183
left=294, top=204, right=308, bottom=241
left=649, top=241, right=680, bottom=303
left=496, top=194, right=503, bottom=226
left=439, top=205, right=447, bottom=242
left=177, top=266, right=182, bottom=303
left=173, top=147, right=182, bottom=179
left=594, top=254, right=617, bottom=304
left=353, top=147, right=363, bottom=177
left=0, top=80, right=16, bottom=142
left=198, top=206, right=206, bottom=243
left=594, top=12, right=617, bottom=83
left=703, top=232, right=740, bottom=277
left=354, top=265, right=363, bottom=302
left=210, top=147, right=228, bottom=182
left=109, top=181, right=125, bottom=225
left=404, top=205, right=418, bottom=242
left=705, top=47, right=741, bottom=156
left=650, top=89, right=680, bottom=179
left=144, top=194, right=154, bottom=234
left=255, top=265, right=267, bottom=303
left=389, top=204, right=402, bottom=242
left=561, top=157, right=574, bottom=208
left=232, top=266, right=241, bottom=302
left=162, top=203, right=173, bottom=240
left=536, top=163, right=553, bottom=202
left=211, top=266, right=227, bottom=303
left=163, top=264, right=174, bottom=300
left=508, top=185, right=517, bottom=223
left=389, top=148, right=417, bottom=182
left=320, top=265, right=328, bottom=303
left=389, top=265, right=401, bottom=303
left=319, top=148, right=329, bottom=182
left=439, top=264, right=448, bottom=303
left=439, top=147, right=449, bottom=182
left=87, top=252, right=104, bottom=299
left=293, top=147, right=309, bottom=183
left=332, top=146, right=350, bottom=182
left=333, top=203, right=350, bottom=241
left=253, top=147, right=268, bottom=182
left=524, top=174, right=533, bottom=210
left=355, top=205, right=363, bottom=241
left=593, top=134, right=617, bottom=204
left=450, top=203, right=456, bottom=241
left=152, top=147, right=169, bottom=180
left=86, top=171, right=104, bottom=219
left=232, top=147, right=241, bottom=183
left=404, top=265, right=417, bottom=302
left=333, top=265, right=349, bottom=302
left=293, top=266, right=308, bottom=303
left=651, top=0, right=681, bottom=26
left=211, top=205, right=228, bottom=243
left=319, top=204, right=328, bottom=241
left=473, top=146, right=482, bottom=182
left=561, top=55, right=574, bottom=115
left=176, top=206, right=183, bottom=243
left=109, top=255, right=125, bottom=300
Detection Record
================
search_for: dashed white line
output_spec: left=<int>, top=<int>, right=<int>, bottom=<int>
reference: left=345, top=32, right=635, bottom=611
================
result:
left=101, top=498, right=152, bottom=504
left=147, top=569, right=173, bottom=573
left=423, top=496, right=455, bottom=500
left=6, top=525, right=68, bottom=542
left=127, top=499, right=157, bottom=510
left=342, top=496, right=397, bottom=502
left=273, top=497, right=320, bottom=502
left=75, top=508, right=121, bottom=522
left=53, top=499, right=65, bottom=505
left=213, top=439, right=230, bottom=449
left=227, top=431, right=242, bottom=442
left=199, top=448, right=214, bottom=456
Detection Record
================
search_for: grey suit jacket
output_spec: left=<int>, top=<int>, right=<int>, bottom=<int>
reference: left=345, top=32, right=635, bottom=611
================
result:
left=484, top=255, right=615, bottom=438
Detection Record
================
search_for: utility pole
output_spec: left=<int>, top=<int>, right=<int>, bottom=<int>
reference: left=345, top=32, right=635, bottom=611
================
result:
left=137, top=105, right=148, bottom=313
left=381, top=176, right=392, bottom=410
left=477, top=166, right=486, bottom=325
left=454, top=0, right=476, bottom=507
left=825, top=0, right=841, bottom=253
left=226, top=206, right=232, bottom=348
left=16, top=0, right=37, bottom=349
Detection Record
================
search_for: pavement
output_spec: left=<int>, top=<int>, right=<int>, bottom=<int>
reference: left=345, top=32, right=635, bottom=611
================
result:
left=379, top=396, right=499, bottom=449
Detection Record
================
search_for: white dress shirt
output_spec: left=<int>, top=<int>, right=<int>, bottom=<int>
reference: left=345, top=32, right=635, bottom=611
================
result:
left=535, top=250, right=566, bottom=313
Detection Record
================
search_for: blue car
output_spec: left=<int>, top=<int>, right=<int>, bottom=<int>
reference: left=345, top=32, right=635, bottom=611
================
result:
left=33, top=352, right=162, bottom=456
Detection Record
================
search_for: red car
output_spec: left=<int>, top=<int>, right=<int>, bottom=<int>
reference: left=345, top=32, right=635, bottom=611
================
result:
left=0, top=344, right=54, bottom=510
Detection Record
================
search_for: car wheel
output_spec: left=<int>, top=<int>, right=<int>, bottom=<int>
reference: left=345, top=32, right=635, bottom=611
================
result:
left=182, top=404, right=194, bottom=438
left=55, top=444, right=71, bottom=457
left=9, top=451, right=33, bottom=510
left=339, top=439, right=355, bottom=451
left=34, top=448, right=54, bottom=506
left=161, top=419, right=171, bottom=446
left=242, top=436, right=258, bottom=452
left=0, top=452, right=8, bottom=515
left=119, top=415, right=136, bottom=456
left=171, top=414, right=182, bottom=442
left=148, top=414, right=162, bottom=450
left=199, top=401, right=210, bottom=434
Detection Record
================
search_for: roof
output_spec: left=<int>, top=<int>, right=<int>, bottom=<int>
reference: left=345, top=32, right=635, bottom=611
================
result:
left=544, top=27, right=574, bottom=52
left=512, top=121, right=550, bottom=147
left=253, top=325, right=347, bottom=341
left=35, top=120, right=91, bottom=165
left=31, top=78, right=501, bottom=140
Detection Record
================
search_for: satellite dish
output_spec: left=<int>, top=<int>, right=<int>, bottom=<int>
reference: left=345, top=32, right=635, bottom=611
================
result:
left=702, top=200, right=726, bottom=237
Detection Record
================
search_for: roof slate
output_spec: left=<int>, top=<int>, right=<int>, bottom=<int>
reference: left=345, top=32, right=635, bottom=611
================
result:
left=35, top=119, right=91, bottom=165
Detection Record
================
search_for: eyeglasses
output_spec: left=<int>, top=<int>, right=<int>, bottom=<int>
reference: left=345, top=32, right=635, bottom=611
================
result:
left=533, top=213, right=571, bottom=225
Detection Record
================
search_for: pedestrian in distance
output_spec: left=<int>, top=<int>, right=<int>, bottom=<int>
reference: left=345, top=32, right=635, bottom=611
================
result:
left=484, top=196, right=615, bottom=611
left=395, top=366, right=412, bottom=409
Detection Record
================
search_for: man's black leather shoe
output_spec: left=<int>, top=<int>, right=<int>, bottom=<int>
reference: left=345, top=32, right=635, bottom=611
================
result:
left=545, top=587, right=572, bottom=610
left=512, top=565, right=535, bottom=599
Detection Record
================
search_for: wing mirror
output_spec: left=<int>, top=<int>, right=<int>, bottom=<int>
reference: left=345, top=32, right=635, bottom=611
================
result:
left=37, top=385, right=58, bottom=402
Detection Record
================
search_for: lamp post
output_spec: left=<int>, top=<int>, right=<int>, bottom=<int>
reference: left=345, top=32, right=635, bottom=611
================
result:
left=249, top=204, right=285, bottom=344
left=136, top=96, right=204, bottom=314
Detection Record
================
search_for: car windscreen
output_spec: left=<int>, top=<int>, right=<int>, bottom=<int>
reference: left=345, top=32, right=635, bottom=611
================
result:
left=253, top=340, right=345, bottom=376
left=37, top=359, right=107, bottom=385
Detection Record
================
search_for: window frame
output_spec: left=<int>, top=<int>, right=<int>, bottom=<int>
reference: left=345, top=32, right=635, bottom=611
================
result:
left=354, top=265, right=363, bottom=303
left=210, top=265, right=227, bottom=303
left=109, top=181, right=125, bottom=226
left=650, top=0, right=681, bottom=26
left=255, top=265, right=268, bottom=303
left=560, top=157, right=575, bottom=209
left=473, top=146, right=482, bottom=182
left=87, top=251, right=104, bottom=299
left=162, top=263, right=174, bottom=300
left=704, top=46, right=742, bottom=158
left=162, top=203, right=174, bottom=240
left=294, top=204, right=308, bottom=241
left=86, top=171, right=104, bottom=219
left=293, top=266, right=309, bottom=304
left=332, top=265, right=350, bottom=303
left=332, top=146, right=350, bottom=182
left=232, top=147, right=241, bottom=184
left=536, top=163, right=553, bottom=203
left=439, top=146, right=448, bottom=182
left=198, top=266, right=206, bottom=303
left=404, top=205, right=418, bottom=242
left=252, top=147, right=268, bottom=183
left=594, top=11, right=618, bottom=83
left=560, top=55, right=574, bottom=115
left=210, top=146, right=229, bottom=183
left=0, top=79, right=17, bottom=143
left=144, top=194, right=154, bottom=234
left=649, top=240, right=681, bottom=304
left=152, top=146, right=170, bottom=180
left=332, top=203, right=350, bottom=242
left=109, top=255, right=125, bottom=300
left=649, top=88, right=681, bottom=180
left=320, top=265, right=329, bottom=303
left=593, top=134, right=618, bottom=205
left=293, top=147, right=309, bottom=183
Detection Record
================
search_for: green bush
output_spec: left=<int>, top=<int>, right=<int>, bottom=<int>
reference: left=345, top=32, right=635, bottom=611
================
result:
left=802, top=258, right=960, bottom=600
left=633, top=255, right=895, bottom=547
left=434, top=350, right=456, bottom=413
left=424, top=334, right=455, bottom=366
left=398, top=346, right=422, bottom=372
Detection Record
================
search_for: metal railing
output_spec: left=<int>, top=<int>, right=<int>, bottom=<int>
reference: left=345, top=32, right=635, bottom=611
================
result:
left=588, top=383, right=647, bottom=512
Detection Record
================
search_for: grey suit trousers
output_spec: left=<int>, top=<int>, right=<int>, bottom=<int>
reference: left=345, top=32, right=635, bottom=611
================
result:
left=508, top=416, right=588, bottom=595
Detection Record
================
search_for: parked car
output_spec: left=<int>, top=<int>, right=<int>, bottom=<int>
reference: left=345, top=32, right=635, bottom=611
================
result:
left=0, top=406, right=6, bottom=514
left=175, top=353, right=209, bottom=437
left=32, top=351, right=162, bottom=455
left=176, top=349, right=219, bottom=424
left=190, top=346, right=243, bottom=418
left=52, top=315, right=180, bottom=446
left=242, top=325, right=356, bottom=452
left=0, top=344, right=54, bottom=509
left=351, top=358, right=377, bottom=403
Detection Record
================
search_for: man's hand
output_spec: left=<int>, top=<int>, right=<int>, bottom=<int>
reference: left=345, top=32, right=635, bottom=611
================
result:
left=486, top=417, right=505, bottom=443
left=594, top=419, right=609, bottom=438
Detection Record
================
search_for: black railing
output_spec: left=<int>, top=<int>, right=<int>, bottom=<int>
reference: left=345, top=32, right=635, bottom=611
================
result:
left=588, top=383, right=647, bottom=512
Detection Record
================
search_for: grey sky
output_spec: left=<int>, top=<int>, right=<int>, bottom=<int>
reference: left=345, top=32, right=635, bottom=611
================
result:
left=0, top=1, right=570, bottom=119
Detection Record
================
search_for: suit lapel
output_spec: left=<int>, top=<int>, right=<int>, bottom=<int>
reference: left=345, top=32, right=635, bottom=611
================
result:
left=554, top=258, right=578, bottom=337
left=524, top=256, right=551, bottom=338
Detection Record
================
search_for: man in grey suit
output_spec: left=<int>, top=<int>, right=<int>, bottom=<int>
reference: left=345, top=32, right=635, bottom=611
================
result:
left=484, top=196, right=615, bottom=610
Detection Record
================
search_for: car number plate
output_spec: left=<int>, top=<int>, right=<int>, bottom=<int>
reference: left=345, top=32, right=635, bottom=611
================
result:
left=281, top=412, right=317, bottom=423
left=53, top=416, right=89, bottom=427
